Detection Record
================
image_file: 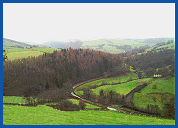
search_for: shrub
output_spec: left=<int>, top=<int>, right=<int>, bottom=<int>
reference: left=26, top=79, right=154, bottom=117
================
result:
left=79, top=101, right=86, bottom=110
left=99, top=89, right=105, bottom=98
left=56, top=100, right=80, bottom=111
left=101, top=80, right=108, bottom=85
left=162, top=95, right=175, bottom=119
left=152, top=85, right=157, bottom=89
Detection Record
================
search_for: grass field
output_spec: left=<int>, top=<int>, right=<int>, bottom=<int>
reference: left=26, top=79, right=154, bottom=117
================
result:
left=81, top=39, right=148, bottom=54
left=3, top=38, right=31, bottom=48
left=75, top=73, right=138, bottom=96
left=6, top=51, right=44, bottom=60
left=68, top=99, right=101, bottom=109
left=3, top=96, right=27, bottom=104
left=3, top=96, right=100, bottom=109
left=133, top=77, right=175, bottom=110
left=102, top=44, right=124, bottom=54
left=32, top=47, right=60, bottom=53
left=91, top=78, right=152, bottom=96
left=4, top=47, right=61, bottom=60
left=106, top=39, right=147, bottom=48
left=5, top=48, right=32, bottom=52
left=143, top=42, right=175, bottom=54
left=3, top=105, right=175, bottom=125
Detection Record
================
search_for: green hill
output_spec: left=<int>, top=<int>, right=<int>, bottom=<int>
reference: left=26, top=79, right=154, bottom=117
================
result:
left=133, top=77, right=175, bottom=111
left=3, top=38, right=34, bottom=48
left=134, top=38, right=175, bottom=44
left=80, top=39, right=148, bottom=54
left=3, top=38, right=61, bottom=60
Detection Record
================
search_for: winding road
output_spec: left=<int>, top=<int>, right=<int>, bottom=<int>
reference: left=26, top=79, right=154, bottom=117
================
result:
left=71, top=77, right=118, bottom=111
left=71, top=76, right=157, bottom=117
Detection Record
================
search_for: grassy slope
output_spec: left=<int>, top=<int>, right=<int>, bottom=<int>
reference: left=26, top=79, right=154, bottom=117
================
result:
left=3, top=38, right=61, bottom=60
left=3, top=38, right=32, bottom=48
left=143, top=42, right=175, bottom=54
left=3, top=105, right=174, bottom=125
left=91, top=78, right=152, bottom=96
left=4, top=47, right=60, bottom=60
left=133, top=77, right=175, bottom=110
left=75, top=74, right=137, bottom=96
left=7, top=51, right=44, bottom=60
left=3, top=96, right=27, bottom=104
left=3, top=96, right=100, bottom=109
left=106, top=39, right=147, bottom=48
left=32, top=47, right=60, bottom=53
left=68, top=99, right=100, bottom=109
left=81, top=39, right=148, bottom=54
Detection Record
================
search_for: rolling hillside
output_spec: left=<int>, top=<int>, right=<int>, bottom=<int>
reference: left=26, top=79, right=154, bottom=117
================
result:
left=134, top=38, right=175, bottom=44
left=3, top=38, right=61, bottom=60
left=43, top=40, right=83, bottom=49
left=43, top=38, right=150, bottom=54
left=80, top=39, right=148, bottom=54
left=3, top=38, right=35, bottom=48
left=42, top=38, right=174, bottom=54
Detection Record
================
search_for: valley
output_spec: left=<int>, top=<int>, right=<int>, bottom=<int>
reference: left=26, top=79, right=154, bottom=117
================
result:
left=3, top=37, right=175, bottom=125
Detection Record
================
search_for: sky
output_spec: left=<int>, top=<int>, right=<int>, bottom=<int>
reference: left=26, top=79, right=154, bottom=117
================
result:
left=3, top=3, right=175, bottom=44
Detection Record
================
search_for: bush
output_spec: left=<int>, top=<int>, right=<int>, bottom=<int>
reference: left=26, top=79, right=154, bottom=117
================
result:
left=56, top=100, right=80, bottom=111
left=79, top=101, right=86, bottom=110
left=152, top=85, right=157, bottom=89
left=101, top=80, right=108, bottom=85
left=162, top=96, right=175, bottom=119
left=99, top=89, right=105, bottom=98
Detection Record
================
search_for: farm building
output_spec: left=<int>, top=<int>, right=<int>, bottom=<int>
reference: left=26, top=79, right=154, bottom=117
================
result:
left=153, top=74, right=162, bottom=78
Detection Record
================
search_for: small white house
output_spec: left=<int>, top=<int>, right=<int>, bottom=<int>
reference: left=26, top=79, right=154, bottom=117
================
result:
left=153, top=74, right=162, bottom=78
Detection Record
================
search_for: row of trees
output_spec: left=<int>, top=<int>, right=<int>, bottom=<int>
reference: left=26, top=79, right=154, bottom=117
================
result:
left=82, top=88, right=125, bottom=106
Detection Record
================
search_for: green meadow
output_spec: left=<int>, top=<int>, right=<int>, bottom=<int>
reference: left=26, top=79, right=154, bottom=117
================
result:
left=81, top=39, right=148, bottom=54
left=4, top=47, right=60, bottom=60
left=68, top=99, right=100, bottom=109
left=3, top=105, right=175, bottom=125
left=133, top=77, right=175, bottom=110
left=75, top=73, right=138, bottom=96
left=32, top=47, right=60, bottom=53
left=3, top=96, right=27, bottom=104
left=7, top=51, right=43, bottom=60
left=91, top=78, right=152, bottom=96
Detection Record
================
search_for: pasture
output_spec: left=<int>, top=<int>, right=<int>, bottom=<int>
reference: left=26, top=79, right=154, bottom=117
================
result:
left=106, top=39, right=147, bottom=48
left=7, top=51, right=43, bottom=60
left=3, top=96, right=26, bottom=104
left=32, top=47, right=60, bottom=53
left=75, top=73, right=138, bottom=96
left=4, top=47, right=60, bottom=60
left=68, top=99, right=101, bottom=109
left=91, top=78, right=152, bottom=96
left=133, top=77, right=175, bottom=110
left=80, top=39, right=148, bottom=54
left=3, top=105, right=175, bottom=125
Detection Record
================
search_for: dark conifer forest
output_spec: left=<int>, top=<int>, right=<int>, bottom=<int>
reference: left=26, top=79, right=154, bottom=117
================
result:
left=3, top=49, right=123, bottom=98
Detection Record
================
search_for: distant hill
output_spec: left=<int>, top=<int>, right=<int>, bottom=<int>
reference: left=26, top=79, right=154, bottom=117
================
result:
left=80, top=39, right=149, bottom=54
left=41, top=38, right=175, bottom=54
left=43, top=40, right=83, bottom=49
left=133, top=38, right=175, bottom=44
left=3, top=38, right=35, bottom=48
left=42, top=38, right=149, bottom=54
left=4, top=37, right=174, bottom=54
